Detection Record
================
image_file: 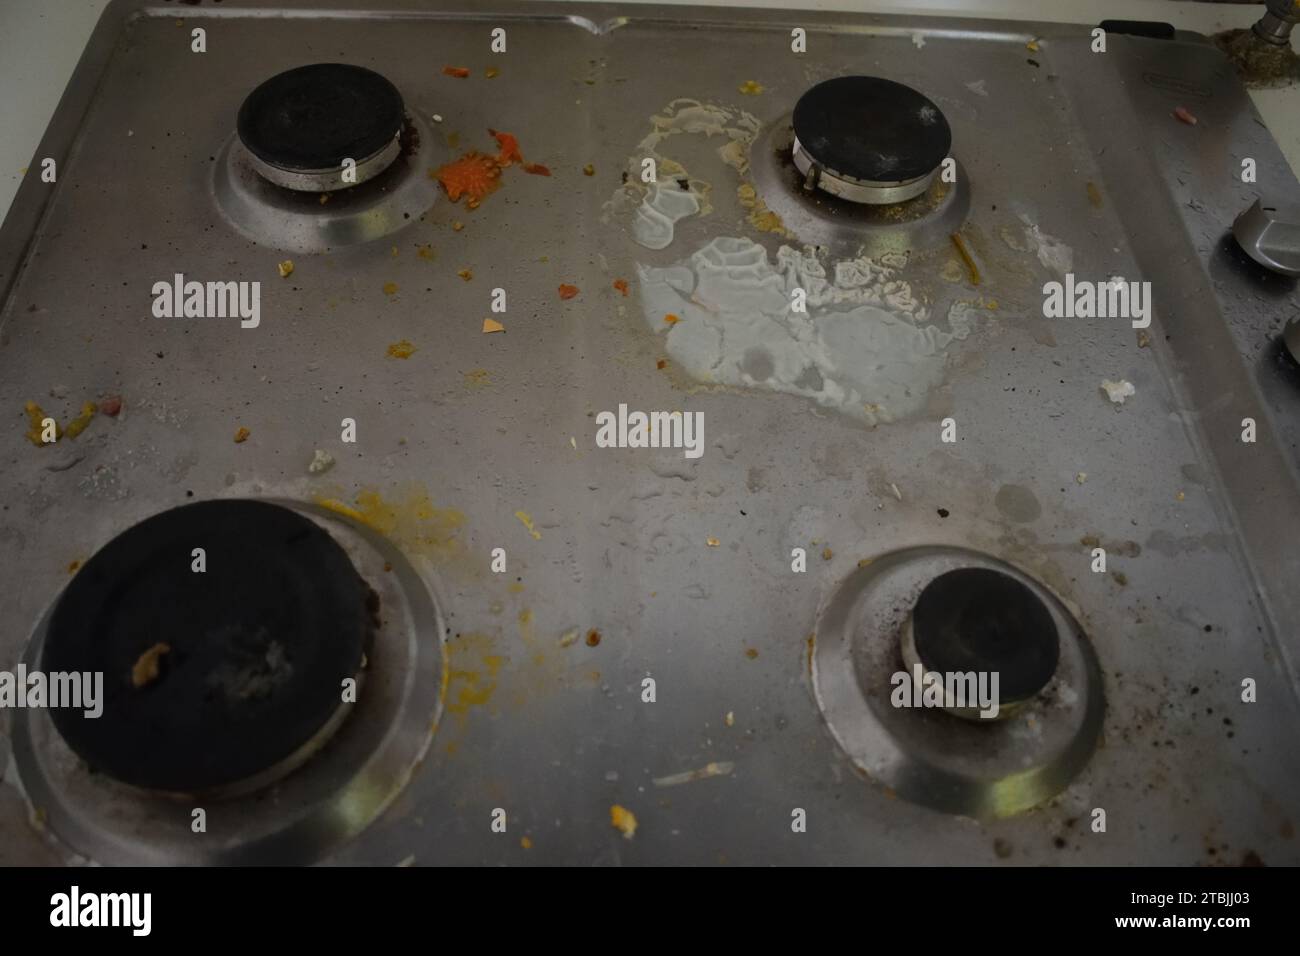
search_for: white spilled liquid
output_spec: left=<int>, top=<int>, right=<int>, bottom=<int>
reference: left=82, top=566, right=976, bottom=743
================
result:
left=639, top=237, right=977, bottom=425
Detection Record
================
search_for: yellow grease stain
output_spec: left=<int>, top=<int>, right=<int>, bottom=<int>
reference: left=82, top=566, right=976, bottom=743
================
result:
left=514, top=510, right=542, bottom=540
left=737, top=183, right=788, bottom=235
left=316, top=487, right=465, bottom=562
left=387, top=340, right=416, bottom=359
left=463, top=368, right=492, bottom=388
left=444, top=638, right=506, bottom=716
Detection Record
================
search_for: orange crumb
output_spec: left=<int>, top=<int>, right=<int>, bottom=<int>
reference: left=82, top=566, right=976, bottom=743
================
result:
left=523, top=162, right=550, bottom=176
left=490, top=129, right=523, bottom=166
left=586, top=629, right=601, bottom=647
left=233, top=426, right=250, bottom=443
left=613, top=278, right=629, bottom=296
left=442, top=66, right=471, bottom=78
left=663, top=313, right=680, bottom=325
left=656, top=359, right=667, bottom=370
left=558, top=284, right=579, bottom=300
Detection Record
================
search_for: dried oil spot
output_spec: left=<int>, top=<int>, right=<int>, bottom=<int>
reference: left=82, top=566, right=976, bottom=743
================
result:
left=387, top=340, right=416, bottom=359
left=745, top=647, right=759, bottom=660
left=444, top=635, right=504, bottom=716
left=66, top=560, right=81, bottom=573
left=382, top=281, right=399, bottom=295
left=610, top=804, right=638, bottom=839
left=1086, top=181, right=1103, bottom=208
left=463, top=368, right=492, bottom=388
left=993, top=483, right=1041, bottom=523
left=416, top=245, right=435, bottom=260
left=738, top=79, right=765, bottom=95
left=737, top=183, right=788, bottom=235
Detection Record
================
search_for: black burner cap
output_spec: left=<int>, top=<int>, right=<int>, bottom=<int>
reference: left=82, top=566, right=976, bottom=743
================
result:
left=793, top=76, right=951, bottom=183
left=911, top=568, right=1058, bottom=704
left=237, top=63, right=404, bottom=171
left=43, top=500, right=375, bottom=793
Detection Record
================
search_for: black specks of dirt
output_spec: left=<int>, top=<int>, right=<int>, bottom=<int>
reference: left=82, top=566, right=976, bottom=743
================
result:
left=676, top=178, right=690, bottom=190
left=1240, top=850, right=1265, bottom=867
left=937, top=508, right=950, bottom=518
left=1052, top=836, right=1067, bottom=850
left=1204, top=624, right=1213, bottom=632
left=1027, top=58, right=1040, bottom=68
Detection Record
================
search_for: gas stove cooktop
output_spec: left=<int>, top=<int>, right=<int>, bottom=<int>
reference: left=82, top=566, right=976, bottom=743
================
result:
left=2, top=0, right=1300, bottom=867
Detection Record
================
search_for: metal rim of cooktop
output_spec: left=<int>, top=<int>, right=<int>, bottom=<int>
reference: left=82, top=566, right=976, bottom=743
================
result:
left=749, top=115, right=969, bottom=258
left=811, top=545, right=1105, bottom=820
left=237, top=63, right=406, bottom=192
left=8, top=499, right=446, bottom=865
left=212, top=113, right=440, bottom=254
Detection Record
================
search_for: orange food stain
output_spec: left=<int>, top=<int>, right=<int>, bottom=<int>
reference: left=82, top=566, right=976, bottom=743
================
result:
left=434, top=152, right=501, bottom=204
left=522, top=162, right=550, bottom=176
left=586, top=629, right=601, bottom=647
left=656, top=359, right=667, bottom=370
left=613, top=278, right=629, bottom=296
left=442, top=66, right=471, bottom=78
left=664, top=313, right=680, bottom=325
left=558, top=284, right=579, bottom=300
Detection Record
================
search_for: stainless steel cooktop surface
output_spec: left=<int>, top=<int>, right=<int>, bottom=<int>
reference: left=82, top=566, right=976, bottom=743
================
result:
left=2, top=0, right=1299, bottom=866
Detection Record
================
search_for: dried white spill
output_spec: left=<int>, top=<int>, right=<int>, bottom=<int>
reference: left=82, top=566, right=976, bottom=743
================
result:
left=639, top=237, right=978, bottom=424
left=632, top=183, right=701, bottom=250
left=1020, top=214, right=1074, bottom=277
left=606, top=99, right=760, bottom=249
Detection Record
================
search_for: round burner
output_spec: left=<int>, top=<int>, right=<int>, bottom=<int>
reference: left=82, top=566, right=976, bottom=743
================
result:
left=42, top=500, right=376, bottom=794
left=903, top=567, right=1059, bottom=718
left=237, top=63, right=405, bottom=191
left=792, top=76, right=952, bottom=204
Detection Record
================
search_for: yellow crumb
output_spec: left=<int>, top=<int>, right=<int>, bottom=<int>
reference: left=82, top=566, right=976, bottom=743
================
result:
left=277, top=260, right=294, bottom=278
left=387, top=340, right=416, bottom=359
left=383, top=281, right=398, bottom=295
left=233, top=426, right=250, bottom=443
left=482, top=317, right=505, bottom=333
left=706, top=536, right=720, bottom=547
left=610, top=804, right=638, bottom=839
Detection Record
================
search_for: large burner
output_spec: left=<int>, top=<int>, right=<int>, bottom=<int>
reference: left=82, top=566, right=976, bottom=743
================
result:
left=792, top=76, right=952, bottom=205
left=237, top=63, right=405, bottom=191
left=42, top=499, right=375, bottom=794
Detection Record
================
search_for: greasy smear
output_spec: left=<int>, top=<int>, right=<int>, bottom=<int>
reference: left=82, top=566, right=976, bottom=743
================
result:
left=24, top=401, right=58, bottom=446
left=387, top=340, right=416, bottom=359
left=950, top=233, right=980, bottom=286
left=515, top=510, right=542, bottom=540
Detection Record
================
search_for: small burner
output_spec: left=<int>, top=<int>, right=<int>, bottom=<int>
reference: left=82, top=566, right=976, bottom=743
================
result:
left=902, top=567, right=1058, bottom=718
left=237, top=63, right=405, bottom=192
left=42, top=500, right=376, bottom=794
left=792, top=76, right=952, bottom=205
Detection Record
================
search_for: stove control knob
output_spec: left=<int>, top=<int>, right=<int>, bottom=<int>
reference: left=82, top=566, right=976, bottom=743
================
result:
left=1233, top=198, right=1300, bottom=277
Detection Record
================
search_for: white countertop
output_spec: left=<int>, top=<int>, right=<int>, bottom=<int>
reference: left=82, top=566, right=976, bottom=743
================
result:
left=1, top=0, right=1295, bottom=223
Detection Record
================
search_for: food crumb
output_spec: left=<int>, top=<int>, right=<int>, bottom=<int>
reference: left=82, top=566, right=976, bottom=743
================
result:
left=63, top=402, right=96, bottom=440
left=725, top=711, right=735, bottom=727
left=663, top=313, right=680, bottom=325
left=67, top=560, right=81, bottom=573
left=558, top=283, right=579, bottom=300
left=610, top=804, right=638, bottom=840
left=417, top=244, right=435, bottom=260
left=131, top=642, right=171, bottom=689
left=821, top=547, right=833, bottom=560
left=99, top=395, right=123, bottom=416
left=559, top=629, right=579, bottom=648
left=520, top=835, right=532, bottom=849
left=583, top=163, right=595, bottom=176
left=277, top=260, right=294, bottom=278
left=656, top=359, right=667, bottom=370
left=452, top=220, right=464, bottom=232
left=442, top=65, right=470, bottom=78
left=738, top=80, right=764, bottom=95
left=745, top=648, right=759, bottom=660
left=482, top=317, right=505, bottom=333
left=1175, top=490, right=1185, bottom=501
left=586, top=629, right=601, bottom=647
left=457, top=268, right=473, bottom=281
left=387, top=340, right=416, bottom=359
left=233, top=426, right=250, bottom=443
left=383, top=281, right=399, bottom=295
left=1173, top=105, right=1198, bottom=126
left=1026, top=39, right=1039, bottom=52
left=523, top=162, right=550, bottom=176
left=485, top=67, right=500, bottom=79
left=1137, top=330, right=1151, bottom=348
left=706, top=536, right=720, bottom=547
left=1100, top=379, right=1135, bottom=404
left=1076, top=472, right=1087, bottom=484
left=309, top=449, right=335, bottom=474
left=613, top=278, right=629, bottom=296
